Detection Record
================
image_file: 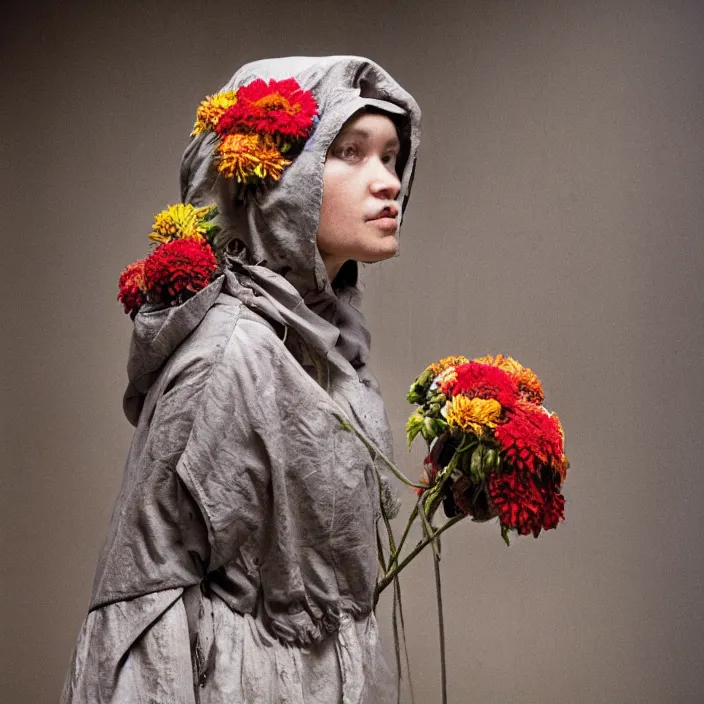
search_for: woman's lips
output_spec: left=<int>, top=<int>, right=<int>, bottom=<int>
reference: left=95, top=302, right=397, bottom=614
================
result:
left=367, top=217, right=398, bottom=230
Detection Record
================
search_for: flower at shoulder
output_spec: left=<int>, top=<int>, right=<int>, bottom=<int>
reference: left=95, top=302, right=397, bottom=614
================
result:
left=118, top=202, right=221, bottom=317
left=148, top=203, right=217, bottom=245
left=117, top=260, right=147, bottom=318
left=142, top=238, right=217, bottom=307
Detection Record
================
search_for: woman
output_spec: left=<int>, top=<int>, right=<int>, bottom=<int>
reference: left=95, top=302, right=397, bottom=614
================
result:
left=61, top=55, right=421, bottom=704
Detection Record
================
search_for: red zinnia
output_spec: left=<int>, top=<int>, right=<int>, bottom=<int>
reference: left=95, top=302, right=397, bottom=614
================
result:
left=494, top=400, right=565, bottom=477
left=487, top=470, right=563, bottom=538
left=143, top=238, right=217, bottom=307
left=539, top=483, right=566, bottom=531
left=440, top=361, right=520, bottom=411
left=117, top=259, right=147, bottom=317
left=215, top=77, right=318, bottom=139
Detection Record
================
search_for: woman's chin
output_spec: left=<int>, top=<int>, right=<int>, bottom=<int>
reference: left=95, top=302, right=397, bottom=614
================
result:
left=358, top=237, right=398, bottom=263
left=359, top=253, right=397, bottom=265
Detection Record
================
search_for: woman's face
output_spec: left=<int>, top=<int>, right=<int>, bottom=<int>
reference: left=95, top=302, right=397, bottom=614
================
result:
left=317, top=112, right=402, bottom=280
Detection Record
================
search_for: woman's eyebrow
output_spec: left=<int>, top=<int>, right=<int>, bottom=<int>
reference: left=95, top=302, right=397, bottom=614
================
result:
left=337, top=127, right=401, bottom=149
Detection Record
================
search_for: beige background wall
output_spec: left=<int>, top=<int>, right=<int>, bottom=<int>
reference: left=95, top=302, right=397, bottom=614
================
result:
left=2, top=0, right=703, bottom=702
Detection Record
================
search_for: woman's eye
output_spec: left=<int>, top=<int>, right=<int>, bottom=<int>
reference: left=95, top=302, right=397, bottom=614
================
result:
left=340, top=145, right=358, bottom=159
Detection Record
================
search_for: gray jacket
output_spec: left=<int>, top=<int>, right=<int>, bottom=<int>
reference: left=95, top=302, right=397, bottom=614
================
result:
left=64, top=55, right=421, bottom=703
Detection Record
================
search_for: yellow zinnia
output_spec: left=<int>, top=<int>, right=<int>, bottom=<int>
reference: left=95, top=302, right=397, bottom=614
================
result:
left=216, top=133, right=291, bottom=183
left=191, top=91, right=239, bottom=136
left=445, top=395, right=502, bottom=436
left=148, top=204, right=211, bottom=245
left=426, top=355, right=469, bottom=377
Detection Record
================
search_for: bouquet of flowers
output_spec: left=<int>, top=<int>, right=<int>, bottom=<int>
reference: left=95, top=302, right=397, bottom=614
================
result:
left=367, top=354, right=569, bottom=592
left=338, top=353, right=570, bottom=702
left=409, top=354, right=568, bottom=537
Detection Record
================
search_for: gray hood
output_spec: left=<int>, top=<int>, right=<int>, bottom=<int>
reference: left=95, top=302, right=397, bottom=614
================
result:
left=124, top=56, right=421, bottom=514
left=179, top=55, right=421, bottom=304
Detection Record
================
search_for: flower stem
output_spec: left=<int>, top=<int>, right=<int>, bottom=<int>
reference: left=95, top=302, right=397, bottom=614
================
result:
left=433, top=546, right=448, bottom=704
left=387, top=503, right=420, bottom=571
left=335, top=413, right=426, bottom=489
left=376, top=514, right=466, bottom=596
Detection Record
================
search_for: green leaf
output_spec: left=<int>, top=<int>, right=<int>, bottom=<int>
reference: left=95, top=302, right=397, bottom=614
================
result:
left=405, top=412, right=424, bottom=447
left=406, top=369, right=434, bottom=405
left=501, top=525, right=511, bottom=547
left=470, top=446, right=485, bottom=482
left=424, top=417, right=437, bottom=439
left=484, top=448, right=497, bottom=470
left=202, top=205, right=219, bottom=221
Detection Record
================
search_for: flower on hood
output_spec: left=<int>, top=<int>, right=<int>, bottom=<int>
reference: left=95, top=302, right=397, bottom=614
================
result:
left=117, top=260, right=147, bottom=318
left=216, top=132, right=291, bottom=183
left=189, top=77, right=318, bottom=192
left=148, top=203, right=215, bottom=245
left=407, top=356, right=469, bottom=405
left=493, top=400, right=565, bottom=478
left=191, top=91, right=239, bottom=136
left=215, top=77, right=318, bottom=139
left=142, top=238, right=218, bottom=307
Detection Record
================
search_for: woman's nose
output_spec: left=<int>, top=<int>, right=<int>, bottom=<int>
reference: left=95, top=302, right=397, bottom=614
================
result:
left=369, top=158, right=401, bottom=200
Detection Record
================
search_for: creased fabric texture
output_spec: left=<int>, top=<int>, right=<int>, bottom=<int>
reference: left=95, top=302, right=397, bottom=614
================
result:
left=61, top=588, right=396, bottom=704
left=61, top=55, right=421, bottom=704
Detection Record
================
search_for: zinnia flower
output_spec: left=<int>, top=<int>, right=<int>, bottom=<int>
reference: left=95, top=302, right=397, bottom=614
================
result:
left=540, top=483, right=566, bottom=530
left=215, top=77, right=318, bottom=139
left=445, top=395, right=502, bottom=436
left=216, top=133, right=291, bottom=183
left=473, top=353, right=544, bottom=404
left=425, top=355, right=469, bottom=378
left=143, top=238, right=217, bottom=307
left=487, top=471, right=547, bottom=538
left=117, top=259, right=147, bottom=317
left=493, top=400, right=565, bottom=477
left=440, top=361, right=520, bottom=410
left=148, top=203, right=213, bottom=245
left=191, top=91, right=239, bottom=136
left=434, top=365, right=458, bottom=390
